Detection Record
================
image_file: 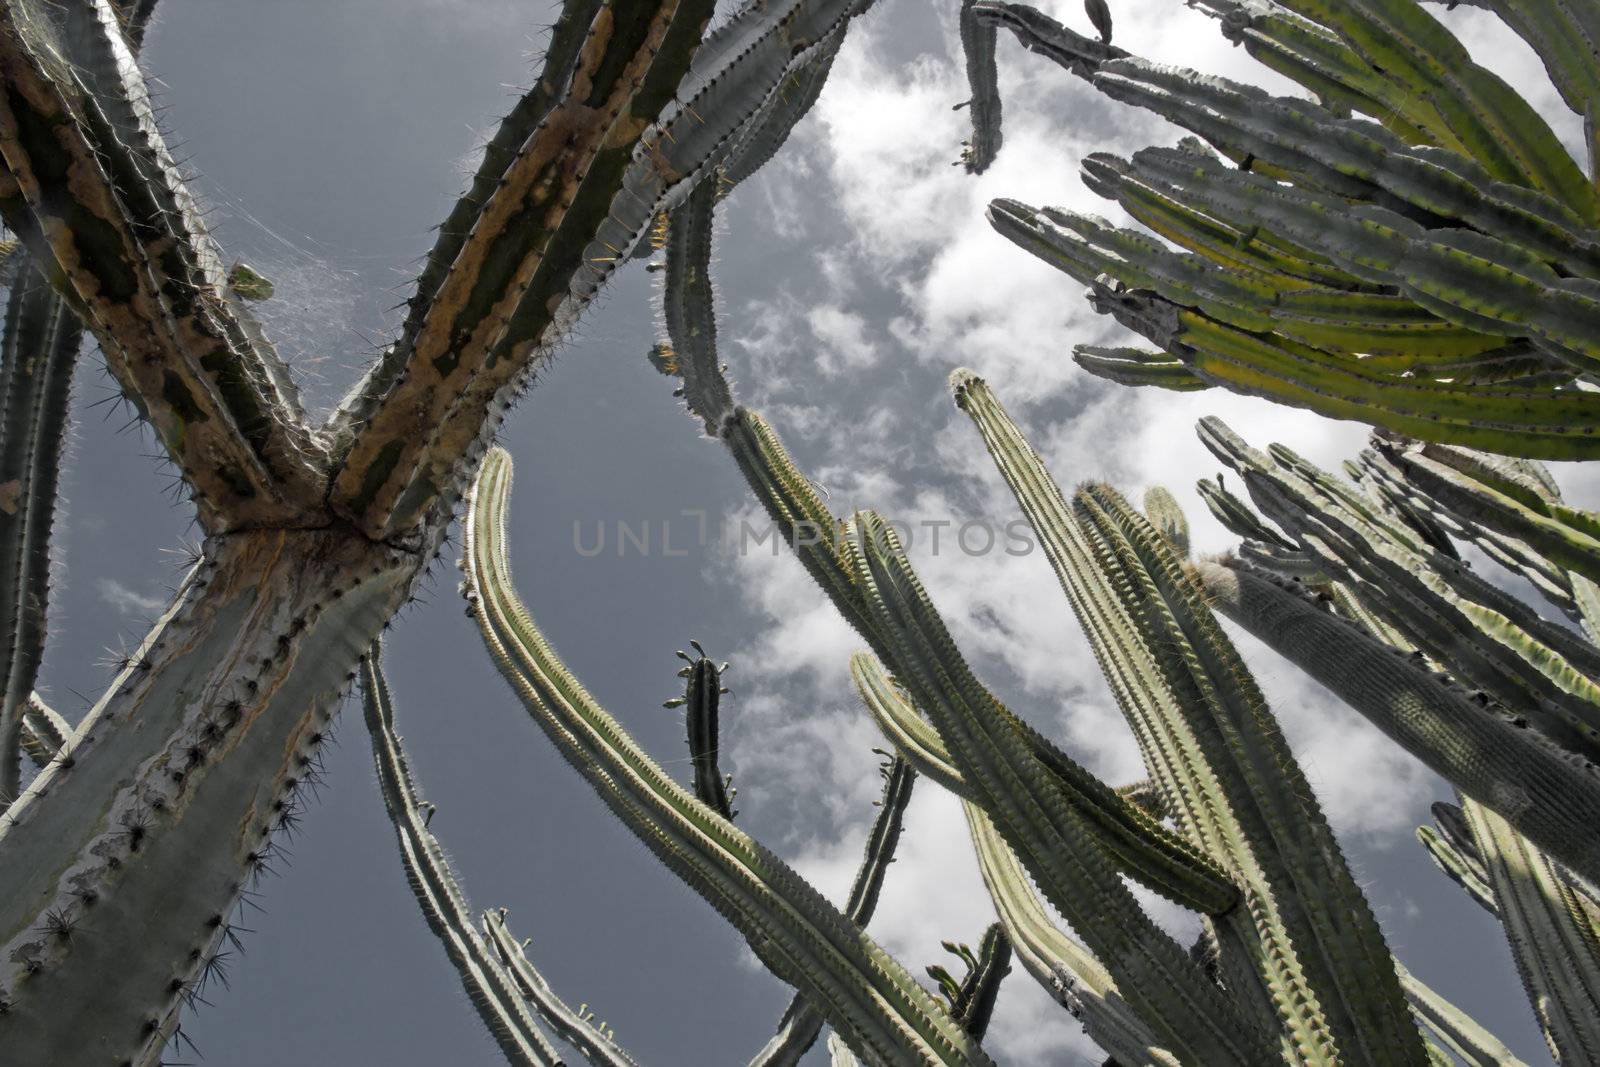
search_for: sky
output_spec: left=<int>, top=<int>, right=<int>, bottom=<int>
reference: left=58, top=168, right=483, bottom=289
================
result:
left=27, top=0, right=1598, bottom=1063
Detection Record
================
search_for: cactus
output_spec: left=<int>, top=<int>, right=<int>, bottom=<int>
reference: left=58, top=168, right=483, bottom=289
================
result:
left=924, top=925, right=1011, bottom=1041
left=1416, top=794, right=1600, bottom=1063
left=461, top=446, right=990, bottom=1067
left=362, top=643, right=642, bottom=1066
left=665, top=640, right=737, bottom=819
left=963, top=0, right=1600, bottom=458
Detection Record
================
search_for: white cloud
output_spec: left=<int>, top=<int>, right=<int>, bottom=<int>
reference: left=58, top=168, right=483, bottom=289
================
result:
left=97, top=578, right=169, bottom=618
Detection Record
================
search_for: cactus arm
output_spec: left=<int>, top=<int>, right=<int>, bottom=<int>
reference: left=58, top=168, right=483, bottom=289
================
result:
left=1071, top=346, right=1211, bottom=392
left=1460, top=798, right=1600, bottom=1063
left=359, top=645, right=566, bottom=1066
left=1079, top=151, right=1367, bottom=290
left=828, top=1032, right=863, bottom=1067
left=0, top=266, right=79, bottom=802
left=964, top=802, right=1181, bottom=1067
left=940, top=924, right=1010, bottom=1040
left=1197, top=477, right=1296, bottom=550
left=1199, top=419, right=1600, bottom=759
left=1191, top=557, right=1600, bottom=889
left=659, top=178, right=736, bottom=436
left=1072, top=483, right=1428, bottom=1065
left=1418, top=0, right=1600, bottom=124
left=840, top=510, right=1277, bottom=1065
left=0, top=530, right=414, bottom=1064
left=1395, top=963, right=1531, bottom=1067
left=17, top=693, right=67, bottom=770
left=462, top=447, right=989, bottom=1067
left=324, top=0, right=604, bottom=456
left=850, top=651, right=1240, bottom=916
left=327, top=0, right=715, bottom=539
left=1270, top=0, right=1593, bottom=214
left=676, top=649, right=736, bottom=819
left=719, top=22, right=847, bottom=188
left=1416, top=825, right=1498, bottom=916
left=1368, top=437, right=1600, bottom=589
left=747, top=756, right=916, bottom=1067
left=957, top=0, right=1002, bottom=174
left=1142, top=487, right=1190, bottom=558
left=0, top=0, right=325, bottom=530
left=1074, top=278, right=1600, bottom=460
left=953, top=371, right=1427, bottom=1063
left=482, top=911, right=643, bottom=1067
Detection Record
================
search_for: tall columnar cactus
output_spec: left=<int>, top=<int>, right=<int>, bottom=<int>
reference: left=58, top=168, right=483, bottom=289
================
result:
left=961, top=0, right=1600, bottom=459
left=1416, top=798, right=1600, bottom=1064
left=460, top=447, right=990, bottom=1067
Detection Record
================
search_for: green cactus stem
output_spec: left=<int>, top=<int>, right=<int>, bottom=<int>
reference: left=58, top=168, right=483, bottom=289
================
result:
left=462, top=446, right=990, bottom=1067
left=666, top=641, right=736, bottom=820
left=925, top=924, right=1011, bottom=1040
left=749, top=754, right=917, bottom=1067
left=1459, top=798, right=1600, bottom=1063
left=17, top=694, right=67, bottom=771
left=1395, top=962, right=1532, bottom=1067
left=964, top=802, right=1179, bottom=1066
left=360, top=645, right=568, bottom=1066
left=952, top=369, right=1428, bottom=1064
left=957, top=0, right=1002, bottom=174
left=1192, top=555, right=1600, bottom=890
left=0, top=267, right=80, bottom=802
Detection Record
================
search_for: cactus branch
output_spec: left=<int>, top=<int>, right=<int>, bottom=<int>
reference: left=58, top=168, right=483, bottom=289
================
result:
left=462, top=446, right=990, bottom=1067
left=0, top=0, right=324, bottom=529
left=360, top=644, right=567, bottom=1066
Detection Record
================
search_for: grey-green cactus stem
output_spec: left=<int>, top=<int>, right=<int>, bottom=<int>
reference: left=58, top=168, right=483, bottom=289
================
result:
left=481, top=911, right=643, bottom=1067
left=951, top=369, right=1427, bottom=1064
left=0, top=0, right=325, bottom=529
left=1197, top=416, right=1600, bottom=764
left=462, top=447, right=991, bottom=1067
left=666, top=641, right=736, bottom=820
left=957, top=0, right=1002, bottom=174
left=327, top=0, right=717, bottom=539
left=1415, top=821, right=1497, bottom=917
left=851, top=651, right=1240, bottom=916
left=1459, top=797, right=1600, bottom=1063
left=925, top=925, right=1010, bottom=1040
left=964, top=803, right=1179, bottom=1066
left=748, top=754, right=917, bottom=1067
left=0, top=266, right=80, bottom=802
left=0, top=530, right=415, bottom=1065
left=1192, top=556, right=1600, bottom=890
left=656, top=178, right=736, bottom=436
left=17, top=694, right=67, bottom=770
left=1395, top=962, right=1532, bottom=1067
left=841, top=510, right=1276, bottom=1065
left=360, top=645, right=567, bottom=1066
left=1142, top=487, right=1189, bottom=558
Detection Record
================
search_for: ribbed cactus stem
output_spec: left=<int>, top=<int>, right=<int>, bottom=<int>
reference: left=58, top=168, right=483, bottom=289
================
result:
left=928, top=924, right=1011, bottom=1040
left=669, top=642, right=735, bottom=820
left=462, top=447, right=990, bottom=1067
left=749, top=755, right=916, bottom=1067
left=482, top=911, right=643, bottom=1067
left=964, top=802, right=1179, bottom=1066
left=17, top=694, right=68, bottom=770
left=1416, top=822, right=1497, bottom=917
left=1193, top=557, right=1600, bottom=889
left=952, top=369, right=1427, bottom=1064
left=1395, top=963, right=1532, bottom=1067
left=360, top=645, right=566, bottom=1066
left=0, top=532, right=413, bottom=1064
left=851, top=652, right=1240, bottom=914
left=1142, top=486, right=1190, bottom=558
left=1461, top=797, right=1600, bottom=1063
left=957, top=0, right=1002, bottom=173
left=0, top=266, right=80, bottom=801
